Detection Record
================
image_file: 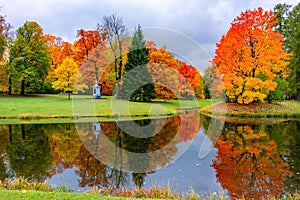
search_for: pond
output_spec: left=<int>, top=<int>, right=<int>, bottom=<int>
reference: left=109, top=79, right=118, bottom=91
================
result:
left=0, top=110, right=299, bottom=199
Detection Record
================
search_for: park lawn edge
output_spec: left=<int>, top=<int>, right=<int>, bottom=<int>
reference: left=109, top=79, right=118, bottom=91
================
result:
left=200, top=100, right=300, bottom=118
left=0, top=94, right=212, bottom=124
left=0, top=189, right=140, bottom=200
left=1, top=189, right=300, bottom=200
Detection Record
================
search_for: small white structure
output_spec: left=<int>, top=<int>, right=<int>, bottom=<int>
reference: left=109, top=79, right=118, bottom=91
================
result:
left=93, top=122, right=101, bottom=139
left=92, top=84, right=101, bottom=99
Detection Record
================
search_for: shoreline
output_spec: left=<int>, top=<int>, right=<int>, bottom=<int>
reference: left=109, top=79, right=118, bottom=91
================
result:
left=200, top=101, right=300, bottom=119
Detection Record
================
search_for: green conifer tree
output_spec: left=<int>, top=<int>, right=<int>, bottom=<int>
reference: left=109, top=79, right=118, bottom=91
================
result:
left=119, top=24, right=155, bottom=101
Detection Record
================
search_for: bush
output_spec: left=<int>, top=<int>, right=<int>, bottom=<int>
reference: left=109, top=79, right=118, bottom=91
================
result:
left=267, top=76, right=288, bottom=102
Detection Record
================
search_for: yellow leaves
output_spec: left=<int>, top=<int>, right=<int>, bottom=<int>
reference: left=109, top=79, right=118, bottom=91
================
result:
left=224, top=74, right=244, bottom=100
left=52, top=57, right=79, bottom=92
left=236, top=78, right=268, bottom=104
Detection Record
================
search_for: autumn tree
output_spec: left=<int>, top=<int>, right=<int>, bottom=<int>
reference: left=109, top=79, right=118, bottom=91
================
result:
left=74, top=29, right=103, bottom=66
left=52, top=57, right=79, bottom=100
left=98, top=14, right=127, bottom=98
left=212, top=8, right=290, bottom=104
left=0, top=13, right=11, bottom=91
left=7, top=21, right=51, bottom=95
left=179, top=63, right=205, bottom=99
left=148, top=47, right=180, bottom=100
left=44, top=34, right=74, bottom=92
left=119, top=24, right=155, bottom=101
left=76, top=29, right=107, bottom=94
left=0, top=14, right=11, bottom=60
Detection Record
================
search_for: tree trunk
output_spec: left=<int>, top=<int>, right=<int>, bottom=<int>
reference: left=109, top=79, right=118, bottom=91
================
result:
left=68, top=92, right=70, bottom=100
left=21, top=79, right=25, bottom=95
left=8, top=77, right=12, bottom=95
left=297, top=91, right=300, bottom=101
left=116, top=41, right=123, bottom=99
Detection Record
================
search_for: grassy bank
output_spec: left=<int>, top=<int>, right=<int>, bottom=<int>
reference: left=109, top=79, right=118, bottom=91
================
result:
left=0, top=177, right=298, bottom=200
left=200, top=100, right=300, bottom=118
left=0, top=94, right=211, bottom=122
left=0, top=190, right=130, bottom=200
left=1, top=189, right=300, bottom=200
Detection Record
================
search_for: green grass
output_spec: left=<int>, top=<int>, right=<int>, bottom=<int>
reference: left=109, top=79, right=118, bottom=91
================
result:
left=200, top=100, right=300, bottom=118
left=0, top=177, right=299, bottom=200
left=0, top=190, right=134, bottom=200
left=0, top=94, right=211, bottom=123
left=1, top=189, right=300, bottom=200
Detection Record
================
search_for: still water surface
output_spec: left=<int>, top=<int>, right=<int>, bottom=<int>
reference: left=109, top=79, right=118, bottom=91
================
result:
left=0, top=111, right=299, bottom=199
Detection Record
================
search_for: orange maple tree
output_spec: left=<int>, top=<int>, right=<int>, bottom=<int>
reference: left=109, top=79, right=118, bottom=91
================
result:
left=148, top=45, right=205, bottom=100
left=45, top=34, right=74, bottom=86
left=73, top=29, right=104, bottom=66
left=179, top=63, right=205, bottom=99
left=148, top=46, right=180, bottom=100
left=212, top=7, right=290, bottom=104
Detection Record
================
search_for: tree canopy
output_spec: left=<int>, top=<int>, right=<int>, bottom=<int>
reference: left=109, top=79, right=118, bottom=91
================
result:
left=7, top=21, right=51, bottom=95
left=212, top=7, right=290, bottom=104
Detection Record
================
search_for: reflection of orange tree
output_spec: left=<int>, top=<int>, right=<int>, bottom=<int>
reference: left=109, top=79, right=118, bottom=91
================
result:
left=177, top=110, right=200, bottom=142
left=212, top=124, right=291, bottom=199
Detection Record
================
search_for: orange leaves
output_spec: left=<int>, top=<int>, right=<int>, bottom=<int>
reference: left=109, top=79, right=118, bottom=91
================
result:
left=212, top=7, right=290, bottom=104
left=147, top=63, right=178, bottom=100
left=148, top=45, right=205, bottom=100
left=73, top=29, right=104, bottom=66
left=149, top=47, right=179, bottom=71
left=45, top=34, right=74, bottom=81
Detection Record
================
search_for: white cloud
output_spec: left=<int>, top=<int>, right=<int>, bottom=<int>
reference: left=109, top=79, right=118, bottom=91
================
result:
left=0, top=0, right=298, bottom=54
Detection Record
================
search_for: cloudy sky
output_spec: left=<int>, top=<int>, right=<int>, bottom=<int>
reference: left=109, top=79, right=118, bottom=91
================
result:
left=0, top=0, right=298, bottom=58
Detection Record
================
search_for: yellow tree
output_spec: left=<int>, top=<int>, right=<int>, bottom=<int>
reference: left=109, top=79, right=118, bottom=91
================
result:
left=212, top=7, right=290, bottom=104
left=52, top=58, right=79, bottom=100
left=45, top=34, right=74, bottom=91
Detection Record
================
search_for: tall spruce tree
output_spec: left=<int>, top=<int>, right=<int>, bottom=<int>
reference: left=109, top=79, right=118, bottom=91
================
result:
left=119, top=24, right=155, bottom=101
left=274, top=3, right=300, bottom=100
left=285, top=3, right=300, bottom=100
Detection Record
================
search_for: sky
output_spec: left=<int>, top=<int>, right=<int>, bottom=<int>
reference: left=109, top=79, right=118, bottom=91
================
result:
left=0, top=0, right=298, bottom=58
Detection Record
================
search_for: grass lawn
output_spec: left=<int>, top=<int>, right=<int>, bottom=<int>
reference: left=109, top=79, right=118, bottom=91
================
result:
left=0, top=190, right=136, bottom=200
left=200, top=100, right=300, bottom=118
left=0, top=94, right=211, bottom=123
left=1, top=189, right=300, bottom=200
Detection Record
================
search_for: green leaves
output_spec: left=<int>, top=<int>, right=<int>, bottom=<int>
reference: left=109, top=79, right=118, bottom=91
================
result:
left=119, top=25, right=155, bottom=102
left=274, top=3, right=300, bottom=100
left=7, top=21, right=51, bottom=94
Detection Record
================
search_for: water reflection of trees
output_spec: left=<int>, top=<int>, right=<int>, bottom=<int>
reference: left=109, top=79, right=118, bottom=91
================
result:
left=0, top=111, right=201, bottom=190
left=75, top=111, right=201, bottom=189
left=6, top=124, right=52, bottom=181
left=204, top=115, right=300, bottom=200
left=78, top=115, right=186, bottom=189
